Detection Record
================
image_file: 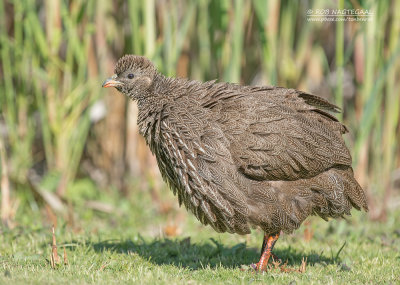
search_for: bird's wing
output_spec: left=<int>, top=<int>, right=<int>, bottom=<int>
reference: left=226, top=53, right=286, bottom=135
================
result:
left=157, top=99, right=250, bottom=234
left=203, top=85, right=352, bottom=181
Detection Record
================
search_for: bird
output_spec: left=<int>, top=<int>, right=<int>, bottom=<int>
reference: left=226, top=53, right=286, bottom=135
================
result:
left=102, top=55, right=368, bottom=272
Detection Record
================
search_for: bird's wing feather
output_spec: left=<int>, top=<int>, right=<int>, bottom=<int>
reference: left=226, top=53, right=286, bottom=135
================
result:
left=202, top=85, right=352, bottom=181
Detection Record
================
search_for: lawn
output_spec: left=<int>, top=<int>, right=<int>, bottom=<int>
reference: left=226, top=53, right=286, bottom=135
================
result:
left=1, top=187, right=399, bottom=285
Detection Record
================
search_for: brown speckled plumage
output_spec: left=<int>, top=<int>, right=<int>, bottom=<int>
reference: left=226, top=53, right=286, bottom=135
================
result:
left=103, top=55, right=368, bottom=270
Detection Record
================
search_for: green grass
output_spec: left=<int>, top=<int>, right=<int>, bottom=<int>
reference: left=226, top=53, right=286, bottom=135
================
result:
left=1, top=189, right=399, bottom=284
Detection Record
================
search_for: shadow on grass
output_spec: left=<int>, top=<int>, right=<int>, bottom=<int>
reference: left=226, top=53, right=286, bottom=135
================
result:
left=89, top=237, right=335, bottom=270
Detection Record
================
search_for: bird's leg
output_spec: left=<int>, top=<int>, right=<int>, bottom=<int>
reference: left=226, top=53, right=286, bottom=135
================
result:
left=259, top=234, right=280, bottom=260
left=256, top=232, right=280, bottom=272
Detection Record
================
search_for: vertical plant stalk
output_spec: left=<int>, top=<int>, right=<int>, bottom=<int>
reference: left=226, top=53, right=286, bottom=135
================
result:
left=267, top=0, right=280, bottom=85
left=196, top=0, right=211, bottom=79
left=224, top=0, right=244, bottom=82
left=335, top=0, right=344, bottom=120
left=51, top=225, right=60, bottom=266
left=63, top=247, right=68, bottom=265
left=0, top=137, right=12, bottom=228
left=128, top=0, right=143, bottom=55
left=253, top=0, right=280, bottom=85
left=145, top=0, right=156, bottom=58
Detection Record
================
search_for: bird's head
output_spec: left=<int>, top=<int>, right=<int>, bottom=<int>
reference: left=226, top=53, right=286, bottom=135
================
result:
left=102, top=55, right=157, bottom=100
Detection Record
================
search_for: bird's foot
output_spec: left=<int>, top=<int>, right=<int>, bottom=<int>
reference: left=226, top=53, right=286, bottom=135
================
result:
left=248, top=253, right=282, bottom=272
left=248, top=256, right=307, bottom=273
left=271, top=253, right=282, bottom=263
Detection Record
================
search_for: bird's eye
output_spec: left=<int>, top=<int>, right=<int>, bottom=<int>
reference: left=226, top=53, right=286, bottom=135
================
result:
left=127, top=73, right=135, bottom=79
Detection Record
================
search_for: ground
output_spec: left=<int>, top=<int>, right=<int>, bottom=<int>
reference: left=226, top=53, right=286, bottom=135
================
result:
left=1, top=186, right=399, bottom=284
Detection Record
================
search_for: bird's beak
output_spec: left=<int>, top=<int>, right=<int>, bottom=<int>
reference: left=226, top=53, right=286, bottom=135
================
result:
left=102, top=74, right=123, bottom=88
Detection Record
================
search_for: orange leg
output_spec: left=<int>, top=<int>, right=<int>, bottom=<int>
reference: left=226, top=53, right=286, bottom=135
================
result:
left=256, top=232, right=280, bottom=272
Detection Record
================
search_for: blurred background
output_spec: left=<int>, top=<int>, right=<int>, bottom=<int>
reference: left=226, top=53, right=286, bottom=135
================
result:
left=1, top=0, right=399, bottom=232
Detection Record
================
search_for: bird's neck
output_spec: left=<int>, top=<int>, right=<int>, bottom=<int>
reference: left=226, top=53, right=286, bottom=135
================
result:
left=136, top=73, right=194, bottom=151
left=136, top=73, right=170, bottom=151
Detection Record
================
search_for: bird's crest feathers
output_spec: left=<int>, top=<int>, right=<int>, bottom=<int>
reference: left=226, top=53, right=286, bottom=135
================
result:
left=114, top=55, right=155, bottom=75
